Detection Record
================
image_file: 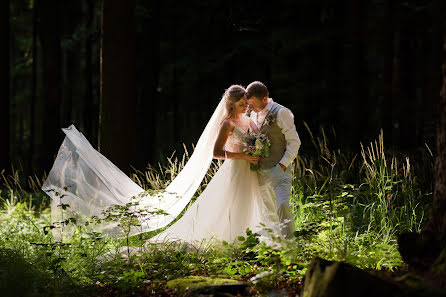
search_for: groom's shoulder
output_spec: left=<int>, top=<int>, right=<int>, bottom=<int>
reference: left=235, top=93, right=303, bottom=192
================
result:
left=275, top=102, right=286, bottom=109
left=273, top=102, right=289, bottom=112
left=273, top=102, right=294, bottom=119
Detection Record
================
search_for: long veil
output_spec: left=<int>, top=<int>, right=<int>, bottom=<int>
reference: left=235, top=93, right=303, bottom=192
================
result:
left=42, top=98, right=227, bottom=236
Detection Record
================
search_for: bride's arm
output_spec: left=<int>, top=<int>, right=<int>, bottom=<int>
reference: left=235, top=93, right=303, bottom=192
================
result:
left=213, top=120, right=241, bottom=159
left=213, top=120, right=259, bottom=164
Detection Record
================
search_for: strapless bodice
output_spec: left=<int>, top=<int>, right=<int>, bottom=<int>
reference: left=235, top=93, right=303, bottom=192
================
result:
left=225, top=125, right=247, bottom=153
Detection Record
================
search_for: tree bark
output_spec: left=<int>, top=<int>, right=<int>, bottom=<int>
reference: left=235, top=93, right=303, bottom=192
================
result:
left=84, top=0, right=98, bottom=148
left=398, top=15, right=446, bottom=275
left=136, top=0, right=160, bottom=167
left=30, top=0, right=38, bottom=172
left=60, top=0, right=83, bottom=129
left=99, top=0, right=137, bottom=173
left=434, top=39, right=446, bottom=243
left=383, top=0, right=395, bottom=144
left=341, top=0, right=366, bottom=148
left=423, top=1, right=446, bottom=147
left=420, top=0, right=446, bottom=248
left=397, top=17, right=417, bottom=149
left=0, top=0, right=11, bottom=172
left=38, top=0, right=62, bottom=173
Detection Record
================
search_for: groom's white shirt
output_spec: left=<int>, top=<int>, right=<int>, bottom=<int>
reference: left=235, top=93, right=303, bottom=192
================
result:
left=252, top=98, right=301, bottom=168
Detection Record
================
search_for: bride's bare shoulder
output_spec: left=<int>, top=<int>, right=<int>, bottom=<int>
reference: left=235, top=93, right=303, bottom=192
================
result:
left=220, top=119, right=235, bottom=132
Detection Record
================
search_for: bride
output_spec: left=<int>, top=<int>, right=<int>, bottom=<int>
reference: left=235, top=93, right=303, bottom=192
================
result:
left=42, top=85, right=280, bottom=242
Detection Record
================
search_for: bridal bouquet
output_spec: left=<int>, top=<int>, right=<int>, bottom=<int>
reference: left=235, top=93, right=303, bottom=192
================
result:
left=242, top=131, right=271, bottom=171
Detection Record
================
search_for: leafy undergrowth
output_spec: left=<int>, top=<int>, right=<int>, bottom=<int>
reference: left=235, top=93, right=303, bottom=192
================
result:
left=0, top=204, right=304, bottom=296
left=0, top=129, right=434, bottom=296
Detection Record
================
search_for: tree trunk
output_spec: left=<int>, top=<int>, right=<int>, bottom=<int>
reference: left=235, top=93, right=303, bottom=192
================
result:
left=38, top=0, right=62, bottom=173
left=397, top=17, right=417, bottom=149
left=341, top=0, right=366, bottom=148
left=171, top=8, right=178, bottom=145
left=399, top=2, right=446, bottom=264
left=424, top=1, right=446, bottom=148
left=383, top=0, right=395, bottom=143
left=99, top=0, right=137, bottom=173
left=0, top=0, right=11, bottom=172
left=433, top=43, right=446, bottom=244
left=136, top=0, right=160, bottom=167
left=423, top=4, right=446, bottom=245
left=84, top=0, right=98, bottom=148
left=61, top=0, right=83, bottom=129
left=30, top=0, right=38, bottom=172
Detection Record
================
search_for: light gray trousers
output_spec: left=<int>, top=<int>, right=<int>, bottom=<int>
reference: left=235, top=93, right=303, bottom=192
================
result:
left=258, top=164, right=295, bottom=239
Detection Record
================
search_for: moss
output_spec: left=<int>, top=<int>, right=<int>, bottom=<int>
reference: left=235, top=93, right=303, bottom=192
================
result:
left=432, top=248, right=446, bottom=275
left=167, top=275, right=239, bottom=295
left=397, top=273, right=423, bottom=290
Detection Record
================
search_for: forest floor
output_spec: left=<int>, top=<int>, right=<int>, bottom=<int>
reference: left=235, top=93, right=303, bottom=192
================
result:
left=0, top=131, right=435, bottom=296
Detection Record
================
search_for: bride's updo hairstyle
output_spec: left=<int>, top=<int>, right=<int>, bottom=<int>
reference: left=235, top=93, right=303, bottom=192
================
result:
left=223, top=84, right=246, bottom=120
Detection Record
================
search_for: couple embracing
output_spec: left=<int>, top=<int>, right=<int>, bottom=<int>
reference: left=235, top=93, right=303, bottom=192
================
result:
left=43, top=81, right=301, bottom=242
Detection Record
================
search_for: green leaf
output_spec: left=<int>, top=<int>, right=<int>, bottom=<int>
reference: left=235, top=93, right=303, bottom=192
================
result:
left=223, top=266, right=237, bottom=275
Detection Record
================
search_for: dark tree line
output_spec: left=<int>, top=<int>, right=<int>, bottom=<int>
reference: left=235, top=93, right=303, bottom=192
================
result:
left=38, top=0, right=62, bottom=174
left=99, top=0, right=137, bottom=171
left=1, top=0, right=445, bottom=177
left=1, top=0, right=11, bottom=174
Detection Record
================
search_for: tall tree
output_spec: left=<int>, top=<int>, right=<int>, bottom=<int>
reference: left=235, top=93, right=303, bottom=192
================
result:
left=424, top=0, right=446, bottom=245
left=136, top=0, right=160, bottom=167
left=340, top=0, right=367, bottom=148
left=30, top=0, right=38, bottom=172
left=397, top=15, right=417, bottom=149
left=383, top=0, right=396, bottom=144
left=84, top=0, right=99, bottom=149
left=399, top=2, right=446, bottom=270
left=38, top=0, right=62, bottom=173
left=424, top=0, right=445, bottom=147
left=0, top=0, right=11, bottom=172
left=99, top=0, right=137, bottom=173
left=60, top=0, right=84, bottom=130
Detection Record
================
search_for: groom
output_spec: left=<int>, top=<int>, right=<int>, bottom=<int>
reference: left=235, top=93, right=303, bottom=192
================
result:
left=246, top=81, right=301, bottom=239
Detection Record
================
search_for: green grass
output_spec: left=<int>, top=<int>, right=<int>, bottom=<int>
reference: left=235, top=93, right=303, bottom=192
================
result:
left=0, top=128, right=434, bottom=296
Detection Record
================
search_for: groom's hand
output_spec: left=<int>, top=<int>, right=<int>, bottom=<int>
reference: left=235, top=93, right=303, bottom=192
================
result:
left=279, top=163, right=286, bottom=171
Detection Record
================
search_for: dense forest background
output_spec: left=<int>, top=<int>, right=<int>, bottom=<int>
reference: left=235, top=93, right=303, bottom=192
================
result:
left=1, top=0, right=443, bottom=176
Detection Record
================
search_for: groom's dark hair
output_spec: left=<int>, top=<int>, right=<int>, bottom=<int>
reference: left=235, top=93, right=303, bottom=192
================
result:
left=246, top=81, right=269, bottom=99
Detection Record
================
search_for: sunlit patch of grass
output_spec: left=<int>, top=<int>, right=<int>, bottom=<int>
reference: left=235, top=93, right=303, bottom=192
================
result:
left=0, top=127, right=434, bottom=296
left=289, top=127, right=431, bottom=271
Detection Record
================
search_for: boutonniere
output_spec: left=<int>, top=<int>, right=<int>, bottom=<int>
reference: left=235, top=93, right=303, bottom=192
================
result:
left=246, top=109, right=253, bottom=117
left=263, top=113, right=276, bottom=126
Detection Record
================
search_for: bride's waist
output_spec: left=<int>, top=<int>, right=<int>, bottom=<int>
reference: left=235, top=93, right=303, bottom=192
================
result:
left=225, top=144, right=244, bottom=153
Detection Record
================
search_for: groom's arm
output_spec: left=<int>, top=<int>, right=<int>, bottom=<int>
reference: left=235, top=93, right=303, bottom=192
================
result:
left=277, top=108, right=301, bottom=169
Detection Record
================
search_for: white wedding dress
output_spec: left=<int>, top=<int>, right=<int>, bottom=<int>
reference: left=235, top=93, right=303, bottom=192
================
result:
left=152, top=124, right=280, bottom=242
left=42, top=98, right=280, bottom=242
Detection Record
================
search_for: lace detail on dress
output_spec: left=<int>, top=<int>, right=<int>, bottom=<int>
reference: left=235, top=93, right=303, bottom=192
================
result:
left=225, top=124, right=247, bottom=153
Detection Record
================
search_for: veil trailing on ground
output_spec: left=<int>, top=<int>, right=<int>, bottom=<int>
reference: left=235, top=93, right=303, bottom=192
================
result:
left=42, top=98, right=227, bottom=237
